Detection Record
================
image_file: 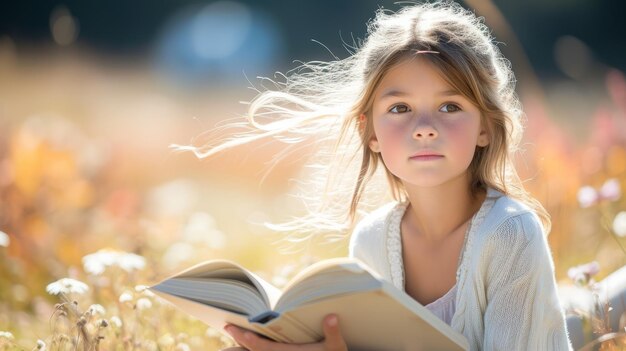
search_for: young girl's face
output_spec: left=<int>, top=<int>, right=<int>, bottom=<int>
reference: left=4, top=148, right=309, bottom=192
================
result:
left=370, top=57, right=489, bottom=189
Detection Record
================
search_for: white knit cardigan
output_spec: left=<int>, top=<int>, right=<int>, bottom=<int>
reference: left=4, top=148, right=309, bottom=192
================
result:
left=349, top=189, right=573, bottom=351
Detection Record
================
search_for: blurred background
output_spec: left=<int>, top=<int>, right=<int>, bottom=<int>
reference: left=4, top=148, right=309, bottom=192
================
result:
left=1, top=0, right=625, bottom=349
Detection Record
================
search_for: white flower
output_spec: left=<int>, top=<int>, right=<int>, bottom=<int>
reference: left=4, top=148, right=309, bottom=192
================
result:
left=136, top=285, right=155, bottom=297
left=119, top=292, right=133, bottom=303
left=175, top=343, right=191, bottom=351
left=136, top=298, right=152, bottom=310
left=117, top=252, right=146, bottom=272
left=109, top=316, right=123, bottom=328
left=158, top=334, right=175, bottom=347
left=0, top=231, right=9, bottom=247
left=613, top=211, right=626, bottom=237
left=36, top=339, right=46, bottom=350
left=87, top=304, right=106, bottom=316
left=91, top=250, right=143, bottom=274
left=82, top=249, right=146, bottom=275
left=577, top=186, right=598, bottom=208
left=0, top=331, right=14, bottom=340
left=46, top=278, right=89, bottom=295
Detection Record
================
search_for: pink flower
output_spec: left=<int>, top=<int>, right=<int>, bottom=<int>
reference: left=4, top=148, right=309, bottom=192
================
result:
left=577, top=186, right=598, bottom=208
left=577, top=179, right=622, bottom=208
left=567, top=261, right=600, bottom=286
left=599, top=178, right=621, bottom=201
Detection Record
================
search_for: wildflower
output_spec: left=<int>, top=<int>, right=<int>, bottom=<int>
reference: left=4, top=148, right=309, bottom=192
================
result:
left=568, top=261, right=600, bottom=286
left=0, top=331, right=14, bottom=340
left=0, top=231, right=9, bottom=247
left=577, top=178, right=622, bottom=208
left=613, top=211, right=626, bottom=237
left=600, top=178, right=621, bottom=201
left=136, top=298, right=152, bottom=310
left=82, top=249, right=146, bottom=275
left=35, top=339, right=46, bottom=350
left=158, top=334, right=175, bottom=347
left=119, top=292, right=133, bottom=303
left=46, top=278, right=89, bottom=295
left=87, top=304, right=106, bottom=316
left=577, top=186, right=598, bottom=208
left=175, top=343, right=191, bottom=351
left=109, top=316, right=122, bottom=328
left=135, top=284, right=155, bottom=297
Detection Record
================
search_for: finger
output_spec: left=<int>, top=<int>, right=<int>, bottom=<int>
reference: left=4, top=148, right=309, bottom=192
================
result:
left=322, top=314, right=348, bottom=351
left=224, top=325, right=293, bottom=351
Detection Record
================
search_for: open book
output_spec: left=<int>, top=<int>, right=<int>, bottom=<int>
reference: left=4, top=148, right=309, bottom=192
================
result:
left=149, top=257, right=469, bottom=351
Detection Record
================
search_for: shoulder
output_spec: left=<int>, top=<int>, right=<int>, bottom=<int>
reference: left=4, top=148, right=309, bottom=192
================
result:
left=479, top=192, right=545, bottom=249
left=348, top=201, right=400, bottom=258
left=471, top=192, right=556, bottom=282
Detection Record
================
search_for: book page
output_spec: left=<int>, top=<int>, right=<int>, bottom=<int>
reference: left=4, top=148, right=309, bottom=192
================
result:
left=276, top=258, right=381, bottom=311
left=152, top=277, right=268, bottom=316
left=270, top=285, right=469, bottom=350
left=165, top=260, right=279, bottom=308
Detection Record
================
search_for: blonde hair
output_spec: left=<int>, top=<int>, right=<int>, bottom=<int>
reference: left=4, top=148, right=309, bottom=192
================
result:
left=180, top=0, right=551, bottom=240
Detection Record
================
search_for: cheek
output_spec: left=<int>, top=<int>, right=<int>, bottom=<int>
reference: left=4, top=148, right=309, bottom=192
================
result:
left=444, top=120, right=481, bottom=156
left=374, top=118, right=408, bottom=142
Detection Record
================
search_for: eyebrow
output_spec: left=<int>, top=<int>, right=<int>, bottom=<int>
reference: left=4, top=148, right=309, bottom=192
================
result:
left=378, top=89, right=461, bottom=100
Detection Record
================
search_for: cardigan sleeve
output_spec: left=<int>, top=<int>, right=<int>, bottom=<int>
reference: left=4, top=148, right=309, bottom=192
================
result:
left=348, top=203, right=394, bottom=281
left=348, top=214, right=382, bottom=271
left=481, top=213, right=572, bottom=351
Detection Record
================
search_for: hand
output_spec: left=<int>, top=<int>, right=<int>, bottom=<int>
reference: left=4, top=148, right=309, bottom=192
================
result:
left=223, top=314, right=348, bottom=351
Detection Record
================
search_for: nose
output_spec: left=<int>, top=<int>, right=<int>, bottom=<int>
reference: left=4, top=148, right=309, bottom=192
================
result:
left=413, top=119, right=438, bottom=139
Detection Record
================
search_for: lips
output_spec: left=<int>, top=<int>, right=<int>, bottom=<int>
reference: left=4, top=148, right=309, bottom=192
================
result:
left=409, top=150, right=444, bottom=161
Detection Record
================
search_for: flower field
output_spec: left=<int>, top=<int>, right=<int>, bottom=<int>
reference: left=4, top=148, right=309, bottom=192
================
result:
left=1, top=51, right=626, bottom=350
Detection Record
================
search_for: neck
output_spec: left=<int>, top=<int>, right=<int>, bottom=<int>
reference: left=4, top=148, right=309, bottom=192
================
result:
left=402, top=174, right=485, bottom=242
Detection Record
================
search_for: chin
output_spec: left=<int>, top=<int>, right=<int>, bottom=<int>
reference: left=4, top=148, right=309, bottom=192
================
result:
left=398, top=172, right=469, bottom=189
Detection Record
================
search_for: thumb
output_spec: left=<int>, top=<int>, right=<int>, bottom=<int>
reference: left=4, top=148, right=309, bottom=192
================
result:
left=322, top=314, right=347, bottom=351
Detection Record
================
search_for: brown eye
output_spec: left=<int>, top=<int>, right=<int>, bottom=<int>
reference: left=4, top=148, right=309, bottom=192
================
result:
left=390, top=104, right=410, bottom=113
left=439, top=103, right=461, bottom=113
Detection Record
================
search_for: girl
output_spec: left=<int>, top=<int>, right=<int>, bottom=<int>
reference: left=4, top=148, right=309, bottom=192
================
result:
left=203, top=1, right=573, bottom=350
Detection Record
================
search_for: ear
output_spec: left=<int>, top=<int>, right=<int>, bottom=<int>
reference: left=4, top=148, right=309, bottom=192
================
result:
left=369, top=138, right=381, bottom=153
left=476, top=130, right=489, bottom=147
left=477, top=128, right=489, bottom=147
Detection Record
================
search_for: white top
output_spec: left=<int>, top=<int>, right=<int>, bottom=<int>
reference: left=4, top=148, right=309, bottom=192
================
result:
left=349, top=189, right=573, bottom=351
left=412, top=197, right=496, bottom=325
left=424, top=283, right=457, bottom=326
